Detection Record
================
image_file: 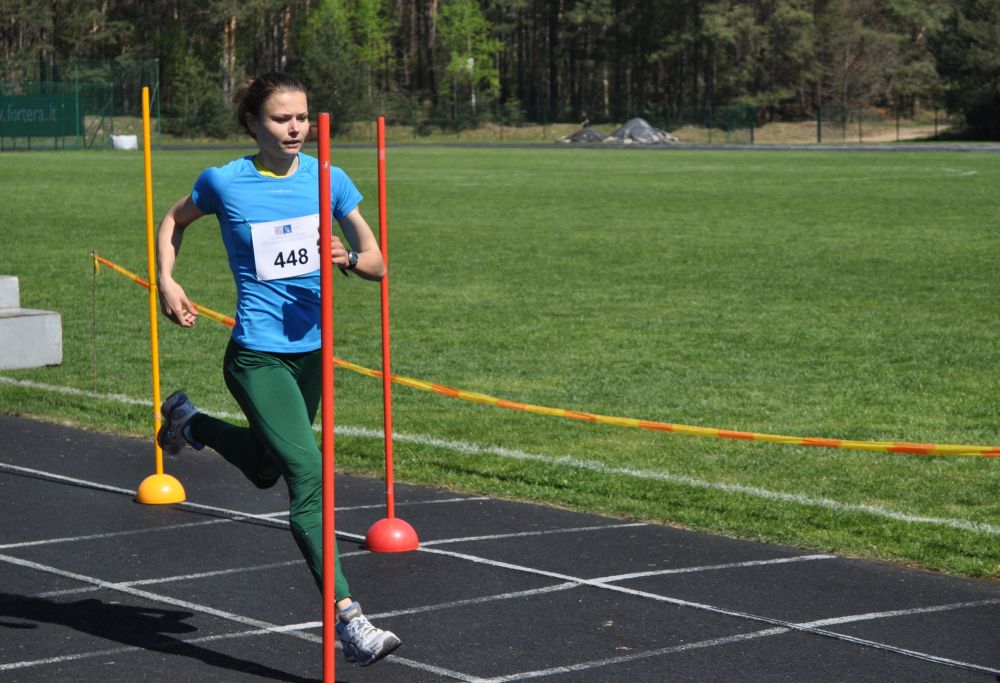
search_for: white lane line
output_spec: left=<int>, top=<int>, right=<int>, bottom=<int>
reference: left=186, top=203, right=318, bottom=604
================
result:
left=0, top=617, right=481, bottom=682
left=0, top=463, right=483, bottom=517
left=8, top=478, right=991, bottom=677
left=368, top=582, right=580, bottom=620
left=36, top=560, right=306, bottom=598
left=489, top=596, right=1000, bottom=681
left=39, top=490, right=980, bottom=676
left=0, top=622, right=321, bottom=673
left=801, top=598, right=1000, bottom=628
left=418, top=546, right=1000, bottom=677
left=1, top=645, right=157, bottom=672
left=0, top=463, right=645, bottom=557
left=0, top=553, right=483, bottom=681
left=359, top=557, right=834, bottom=621
left=0, top=462, right=486, bottom=541
left=0, top=462, right=138, bottom=496
left=2, top=486, right=995, bottom=680
left=5, top=459, right=995, bottom=674
left=2, top=386, right=996, bottom=676
left=0, top=552, right=317, bottom=642
left=341, top=496, right=490, bottom=512
left=0, top=519, right=231, bottom=550
left=594, top=554, right=837, bottom=582
left=2, top=376, right=994, bottom=536
left=482, top=628, right=791, bottom=682
left=420, top=522, right=649, bottom=546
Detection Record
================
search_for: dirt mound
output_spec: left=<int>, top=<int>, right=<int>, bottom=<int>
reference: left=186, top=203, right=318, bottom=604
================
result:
left=605, top=117, right=679, bottom=145
left=558, top=126, right=607, bottom=143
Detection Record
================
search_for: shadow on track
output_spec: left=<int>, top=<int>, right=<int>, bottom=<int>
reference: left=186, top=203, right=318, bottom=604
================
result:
left=0, top=593, right=320, bottom=683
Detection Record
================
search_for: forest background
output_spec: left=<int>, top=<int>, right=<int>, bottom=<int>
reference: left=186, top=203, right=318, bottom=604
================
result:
left=1, top=0, right=998, bottom=140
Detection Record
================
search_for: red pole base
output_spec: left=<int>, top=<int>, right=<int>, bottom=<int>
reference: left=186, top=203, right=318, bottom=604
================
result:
left=364, top=517, right=419, bottom=552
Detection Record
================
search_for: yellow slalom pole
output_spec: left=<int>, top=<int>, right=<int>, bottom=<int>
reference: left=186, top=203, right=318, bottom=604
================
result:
left=135, top=86, right=185, bottom=505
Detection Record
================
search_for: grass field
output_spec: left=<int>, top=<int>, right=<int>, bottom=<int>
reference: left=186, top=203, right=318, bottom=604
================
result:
left=1, top=144, right=998, bottom=579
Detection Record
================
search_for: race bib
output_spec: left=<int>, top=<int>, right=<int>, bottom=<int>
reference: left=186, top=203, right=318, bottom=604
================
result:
left=249, top=213, right=320, bottom=281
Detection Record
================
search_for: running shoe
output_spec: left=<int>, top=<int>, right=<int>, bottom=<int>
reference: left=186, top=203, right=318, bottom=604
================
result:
left=157, top=390, right=202, bottom=455
left=336, top=602, right=401, bottom=666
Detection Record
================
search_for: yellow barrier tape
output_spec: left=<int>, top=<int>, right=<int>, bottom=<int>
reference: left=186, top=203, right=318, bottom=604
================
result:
left=92, top=253, right=236, bottom=329
left=92, top=252, right=1000, bottom=458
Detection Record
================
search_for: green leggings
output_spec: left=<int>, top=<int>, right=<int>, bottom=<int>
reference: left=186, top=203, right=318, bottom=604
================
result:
left=188, top=339, right=351, bottom=601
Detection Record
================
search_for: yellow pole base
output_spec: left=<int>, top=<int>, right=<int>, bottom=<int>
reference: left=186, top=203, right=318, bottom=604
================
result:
left=136, top=473, right=186, bottom=505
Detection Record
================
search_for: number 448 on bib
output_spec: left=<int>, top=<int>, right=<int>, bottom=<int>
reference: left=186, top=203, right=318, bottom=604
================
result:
left=274, top=248, right=310, bottom=269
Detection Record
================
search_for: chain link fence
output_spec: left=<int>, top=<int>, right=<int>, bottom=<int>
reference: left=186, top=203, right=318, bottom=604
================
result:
left=0, top=60, right=159, bottom=151
left=654, top=104, right=953, bottom=146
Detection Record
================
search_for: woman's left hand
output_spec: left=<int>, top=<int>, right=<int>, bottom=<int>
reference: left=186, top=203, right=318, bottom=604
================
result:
left=328, top=234, right=351, bottom=269
left=315, top=209, right=385, bottom=281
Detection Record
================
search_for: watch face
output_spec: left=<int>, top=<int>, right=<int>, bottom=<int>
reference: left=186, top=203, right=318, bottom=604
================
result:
left=348, top=250, right=359, bottom=268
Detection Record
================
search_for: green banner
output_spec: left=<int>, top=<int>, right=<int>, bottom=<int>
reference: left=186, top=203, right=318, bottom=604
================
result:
left=0, top=93, right=81, bottom=137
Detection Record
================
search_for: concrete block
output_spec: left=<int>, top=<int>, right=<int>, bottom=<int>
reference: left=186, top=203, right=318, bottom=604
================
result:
left=0, top=275, right=19, bottom=309
left=0, top=308, right=63, bottom=369
left=110, top=134, right=138, bottom=150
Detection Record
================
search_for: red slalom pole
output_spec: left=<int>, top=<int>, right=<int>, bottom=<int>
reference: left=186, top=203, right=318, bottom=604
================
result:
left=317, top=113, right=336, bottom=682
left=379, top=117, right=395, bottom=520
left=364, top=117, right=419, bottom=553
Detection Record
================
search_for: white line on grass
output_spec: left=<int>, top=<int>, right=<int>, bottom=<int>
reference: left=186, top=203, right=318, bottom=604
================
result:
left=396, top=433, right=1000, bottom=537
left=1, top=377, right=995, bottom=537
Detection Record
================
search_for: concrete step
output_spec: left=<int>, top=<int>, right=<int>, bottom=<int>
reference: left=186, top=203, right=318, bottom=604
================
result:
left=0, top=276, right=63, bottom=370
left=0, top=275, right=19, bottom=309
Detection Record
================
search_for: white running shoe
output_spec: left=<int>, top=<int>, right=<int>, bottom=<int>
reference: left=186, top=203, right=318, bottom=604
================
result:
left=336, top=602, right=401, bottom=666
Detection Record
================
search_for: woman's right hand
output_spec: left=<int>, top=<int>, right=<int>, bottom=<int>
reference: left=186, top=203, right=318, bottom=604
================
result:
left=159, top=277, right=199, bottom=328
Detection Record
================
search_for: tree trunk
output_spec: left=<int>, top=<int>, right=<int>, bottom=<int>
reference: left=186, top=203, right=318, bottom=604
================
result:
left=222, top=15, right=236, bottom=95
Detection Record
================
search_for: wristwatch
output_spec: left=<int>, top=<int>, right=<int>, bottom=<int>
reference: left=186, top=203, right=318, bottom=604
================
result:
left=347, top=250, right=359, bottom=270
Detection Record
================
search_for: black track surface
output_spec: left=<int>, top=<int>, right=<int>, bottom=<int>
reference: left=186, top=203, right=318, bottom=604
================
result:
left=1, top=415, right=997, bottom=681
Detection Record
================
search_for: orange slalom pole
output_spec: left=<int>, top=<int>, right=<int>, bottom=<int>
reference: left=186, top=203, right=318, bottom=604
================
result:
left=317, top=113, right=336, bottom=682
left=364, top=117, right=419, bottom=552
left=143, top=87, right=163, bottom=476
left=135, top=87, right=184, bottom=505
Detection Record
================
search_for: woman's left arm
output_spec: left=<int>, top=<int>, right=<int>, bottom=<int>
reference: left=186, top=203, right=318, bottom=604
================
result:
left=334, top=207, right=386, bottom=281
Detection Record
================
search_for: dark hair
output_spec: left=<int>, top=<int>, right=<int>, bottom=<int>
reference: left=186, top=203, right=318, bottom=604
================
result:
left=233, top=72, right=306, bottom=138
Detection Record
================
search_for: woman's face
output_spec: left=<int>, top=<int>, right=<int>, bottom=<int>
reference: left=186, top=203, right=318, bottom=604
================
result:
left=247, top=89, right=309, bottom=161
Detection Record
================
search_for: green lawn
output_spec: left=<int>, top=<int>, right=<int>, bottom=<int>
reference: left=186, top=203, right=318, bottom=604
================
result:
left=1, top=145, right=998, bottom=578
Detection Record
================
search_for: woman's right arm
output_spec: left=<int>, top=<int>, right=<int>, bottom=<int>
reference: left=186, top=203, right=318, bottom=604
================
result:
left=156, top=194, right=205, bottom=327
